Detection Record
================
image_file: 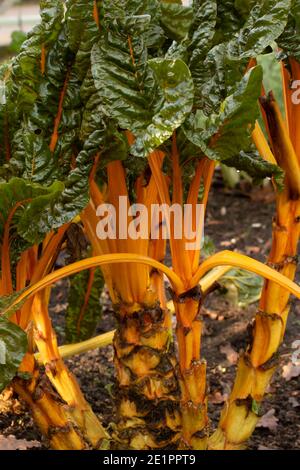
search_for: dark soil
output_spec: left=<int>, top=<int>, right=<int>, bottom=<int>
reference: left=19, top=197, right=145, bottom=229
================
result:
left=1, top=179, right=299, bottom=450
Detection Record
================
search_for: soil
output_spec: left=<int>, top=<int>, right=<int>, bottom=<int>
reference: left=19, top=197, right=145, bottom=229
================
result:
left=0, top=177, right=299, bottom=450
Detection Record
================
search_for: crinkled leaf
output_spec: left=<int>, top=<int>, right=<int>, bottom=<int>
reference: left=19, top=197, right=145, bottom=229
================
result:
left=0, top=340, right=6, bottom=364
left=277, top=0, right=300, bottom=61
left=8, top=0, right=64, bottom=114
left=0, top=177, right=78, bottom=246
left=183, top=66, right=262, bottom=162
left=191, top=0, right=290, bottom=115
left=119, top=0, right=166, bottom=49
left=224, top=150, right=284, bottom=189
left=0, top=316, right=27, bottom=393
left=160, top=2, right=193, bottom=42
left=91, top=14, right=155, bottom=133
left=189, top=0, right=217, bottom=57
left=228, top=0, right=290, bottom=58
left=80, top=69, right=128, bottom=168
left=186, top=0, right=217, bottom=108
left=0, top=435, right=41, bottom=450
left=131, top=58, right=194, bottom=157
left=66, top=268, right=104, bottom=343
left=213, top=0, right=244, bottom=44
left=7, top=29, right=82, bottom=184
left=66, top=0, right=101, bottom=81
left=0, top=177, right=61, bottom=238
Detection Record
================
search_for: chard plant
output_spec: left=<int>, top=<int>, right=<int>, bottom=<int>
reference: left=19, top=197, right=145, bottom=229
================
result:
left=0, top=0, right=300, bottom=451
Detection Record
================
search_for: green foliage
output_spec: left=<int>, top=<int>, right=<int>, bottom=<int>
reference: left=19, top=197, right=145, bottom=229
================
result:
left=184, top=66, right=263, bottom=160
left=278, top=0, right=300, bottom=61
left=0, top=0, right=293, bottom=245
left=131, top=58, right=194, bottom=157
left=65, top=268, right=104, bottom=343
left=160, top=2, right=193, bottom=42
left=219, top=268, right=263, bottom=308
left=90, top=13, right=155, bottom=134
left=0, top=177, right=64, bottom=245
left=201, top=235, right=216, bottom=258
left=0, top=290, right=26, bottom=319
left=0, top=316, right=27, bottom=392
left=227, top=0, right=290, bottom=59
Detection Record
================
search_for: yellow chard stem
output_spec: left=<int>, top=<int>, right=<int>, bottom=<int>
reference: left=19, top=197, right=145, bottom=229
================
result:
left=0, top=254, right=184, bottom=318
left=209, top=86, right=300, bottom=448
left=35, top=330, right=116, bottom=362
left=191, top=250, right=300, bottom=299
left=252, top=121, right=277, bottom=165
left=31, top=289, right=109, bottom=448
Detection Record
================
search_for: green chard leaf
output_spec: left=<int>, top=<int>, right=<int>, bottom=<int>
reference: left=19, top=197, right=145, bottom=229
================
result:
left=131, top=58, right=194, bottom=158
left=8, top=26, right=82, bottom=184
left=183, top=66, right=262, bottom=161
left=91, top=7, right=194, bottom=158
left=189, top=0, right=290, bottom=116
left=277, top=0, right=300, bottom=61
left=1, top=1, right=113, bottom=243
left=234, top=0, right=257, bottom=20
left=213, top=0, right=244, bottom=44
left=189, top=1, right=217, bottom=56
left=66, top=0, right=101, bottom=80
left=228, top=0, right=291, bottom=59
left=160, top=2, right=193, bottom=42
left=0, top=316, right=27, bottom=392
left=8, top=0, right=64, bottom=115
left=91, top=13, right=156, bottom=133
left=0, top=177, right=65, bottom=244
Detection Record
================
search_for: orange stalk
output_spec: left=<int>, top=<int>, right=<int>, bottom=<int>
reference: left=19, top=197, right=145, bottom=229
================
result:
left=1, top=199, right=31, bottom=296
left=93, top=0, right=100, bottom=29
left=171, top=134, right=192, bottom=281
left=49, top=70, right=70, bottom=153
left=191, top=250, right=300, bottom=300
left=40, top=45, right=46, bottom=75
